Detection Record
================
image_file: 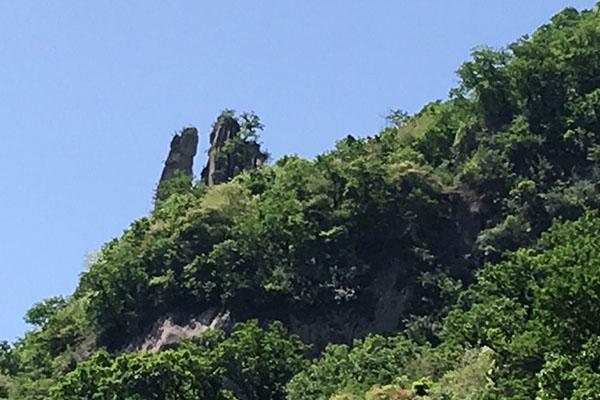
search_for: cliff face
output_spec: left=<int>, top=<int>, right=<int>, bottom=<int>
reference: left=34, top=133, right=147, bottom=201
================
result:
left=201, top=113, right=267, bottom=186
left=159, top=127, right=199, bottom=183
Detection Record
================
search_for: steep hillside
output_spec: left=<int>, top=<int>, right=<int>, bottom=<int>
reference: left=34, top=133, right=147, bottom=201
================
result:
left=288, top=211, right=600, bottom=399
left=2, top=5, right=600, bottom=400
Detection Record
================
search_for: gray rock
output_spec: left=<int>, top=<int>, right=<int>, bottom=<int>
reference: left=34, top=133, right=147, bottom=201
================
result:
left=159, top=127, right=199, bottom=183
left=128, top=308, right=232, bottom=352
left=201, top=114, right=267, bottom=186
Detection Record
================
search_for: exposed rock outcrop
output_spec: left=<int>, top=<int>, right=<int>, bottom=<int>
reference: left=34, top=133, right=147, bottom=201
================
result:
left=128, top=308, right=232, bottom=352
left=201, top=113, right=267, bottom=186
left=288, top=263, right=414, bottom=353
left=159, top=127, right=199, bottom=183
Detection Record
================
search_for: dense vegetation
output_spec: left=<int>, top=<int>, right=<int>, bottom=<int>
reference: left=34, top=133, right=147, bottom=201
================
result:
left=288, top=211, right=600, bottom=399
left=51, top=321, right=305, bottom=400
left=2, top=5, right=600, bottom=399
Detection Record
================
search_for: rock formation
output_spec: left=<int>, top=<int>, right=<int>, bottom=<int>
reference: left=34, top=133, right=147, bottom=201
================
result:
left=157, top=113, right=267, bottom=191
left=127, top=308, right=232, bottom=352
left=201, top=113, right=268, bottom=186
left=159, top=127, right=199, bottom=183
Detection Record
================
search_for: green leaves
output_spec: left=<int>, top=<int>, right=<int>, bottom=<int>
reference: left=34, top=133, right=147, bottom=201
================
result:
left=287, top=335, right=425, bottom=400
left=51, top=321, right=305, bottom=400
left=8, top=5, right=600, bottom=399
left=24, top=297, right=67, bottom=328
left=51, top=348, right=219, bottom=400
left=442, top=212, right=600, bottom=398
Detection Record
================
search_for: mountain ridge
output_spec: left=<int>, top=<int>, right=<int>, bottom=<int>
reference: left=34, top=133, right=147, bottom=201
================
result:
left=2, top=5, right=600, bottom=399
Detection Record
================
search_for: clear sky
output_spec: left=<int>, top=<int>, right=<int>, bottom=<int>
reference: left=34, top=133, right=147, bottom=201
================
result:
left=0, top=1, right=595, bottom=341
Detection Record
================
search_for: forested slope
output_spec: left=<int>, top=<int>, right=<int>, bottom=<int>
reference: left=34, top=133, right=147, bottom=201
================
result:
left=2, top=5, right=600, bottom=399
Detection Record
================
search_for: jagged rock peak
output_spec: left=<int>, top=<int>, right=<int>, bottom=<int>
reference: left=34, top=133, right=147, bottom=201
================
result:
left=201, top=111, right=268, bottom=186
left=159, top=127, right=199, bottom=183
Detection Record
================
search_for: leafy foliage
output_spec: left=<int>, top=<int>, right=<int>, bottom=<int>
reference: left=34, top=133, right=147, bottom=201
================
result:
left=5, top=5, right=600, bottom=399
left=51, top=321, right=305, bottom=400
left=442, top=211, right=600, bottom=399
left=154, top=169, right=196, bottom=203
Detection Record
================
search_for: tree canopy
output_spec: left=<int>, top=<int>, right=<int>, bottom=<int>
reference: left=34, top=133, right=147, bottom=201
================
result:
left=3, top=5, right=600, bottom=400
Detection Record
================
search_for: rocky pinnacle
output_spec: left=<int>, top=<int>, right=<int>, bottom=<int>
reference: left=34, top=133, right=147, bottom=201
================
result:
left=159, top=127, right=199, bottom=183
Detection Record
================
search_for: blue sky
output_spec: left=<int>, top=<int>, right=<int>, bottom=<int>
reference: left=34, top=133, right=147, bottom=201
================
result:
left=0, top=0, right=595, bottom=341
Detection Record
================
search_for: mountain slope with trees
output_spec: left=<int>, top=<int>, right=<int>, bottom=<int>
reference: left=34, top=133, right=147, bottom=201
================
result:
left=2, top=5, right=600, bottom=399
